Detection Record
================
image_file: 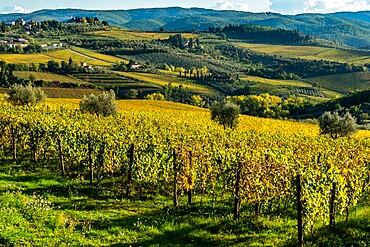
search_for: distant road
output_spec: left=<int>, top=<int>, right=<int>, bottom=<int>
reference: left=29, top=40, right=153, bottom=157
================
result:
left=67, top=48, right=114, bottom=64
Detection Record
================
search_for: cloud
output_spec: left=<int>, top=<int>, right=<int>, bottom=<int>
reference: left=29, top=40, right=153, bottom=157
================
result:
left=269, top=0, right=370, bottom=14
left=0, top=5, right=30, bottom=14
left=213, top=0, right=249, bottom=12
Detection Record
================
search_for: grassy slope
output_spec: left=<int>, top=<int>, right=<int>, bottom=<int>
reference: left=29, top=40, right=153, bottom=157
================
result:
left=89, top=30, right=200, bottom=41
left=116, top=71, right=218, bottom=95
left=235, top=43, right=370, bottom=65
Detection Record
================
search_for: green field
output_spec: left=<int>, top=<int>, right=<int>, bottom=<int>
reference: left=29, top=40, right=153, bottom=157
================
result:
left=307, top=72, right=370, bottom=93
left=235, top=43, right=370, bottom=65
left=116, top=71, right=218, bottom=95
left=89, top=30, right=200, bottom=41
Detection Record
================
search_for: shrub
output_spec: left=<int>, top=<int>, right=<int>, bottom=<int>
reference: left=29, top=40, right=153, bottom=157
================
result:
left=211, top=101, right=240, bottom=129
left=124, top=89, right=139, bottom=99
left=319, top=111, right=358, bottom=138
left=6, top=84, right=46, bottom=107
left=191, top=95, right=205, bottom=107
left=80, top=90, right=118, bottom=117
left=145, top=93, right=165, bottom=101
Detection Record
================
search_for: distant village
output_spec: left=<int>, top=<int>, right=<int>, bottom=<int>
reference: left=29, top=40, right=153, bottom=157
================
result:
left=0, top=18, right=64, bottom=50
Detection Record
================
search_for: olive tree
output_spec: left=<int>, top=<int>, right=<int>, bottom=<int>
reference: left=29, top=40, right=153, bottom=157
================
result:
left=6, top=83, right=46, bottom=107
left=211, top=101, right=240, bottom=129
left=80, top=90, right=118, bottom=117
left=319, top=111, right=358, bottom=139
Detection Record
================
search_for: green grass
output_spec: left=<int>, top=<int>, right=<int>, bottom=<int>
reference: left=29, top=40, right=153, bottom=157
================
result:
left=307, top=72, right=370, bottom=93
left=0, top=158, right=368, bottom=246
left=89, top=30, right=200, bottom=41
left=235, top=43, right=370, bottom=65
left=116, top=71, right=218, bottom=95
left=0, top=161, right=297, bottom=246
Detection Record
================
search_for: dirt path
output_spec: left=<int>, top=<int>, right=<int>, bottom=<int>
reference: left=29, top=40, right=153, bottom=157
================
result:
left=67, top=49, right=113, bottom=64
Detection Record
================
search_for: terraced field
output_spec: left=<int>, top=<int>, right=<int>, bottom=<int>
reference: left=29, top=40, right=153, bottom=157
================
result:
left=72, top=72, right=162, bottom=95
left=235, top=43, right=370, bottom=65
left=116, top=71, right=217, bottom=95
left=89, top=30, right=199, bottom=41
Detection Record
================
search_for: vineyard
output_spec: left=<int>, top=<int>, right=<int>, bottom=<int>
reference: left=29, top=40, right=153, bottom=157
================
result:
left=307, top=72, right=370, bottom=93
left=0, top=99, right=369, bottom=245
left=72, top=72, right=162, bottom=96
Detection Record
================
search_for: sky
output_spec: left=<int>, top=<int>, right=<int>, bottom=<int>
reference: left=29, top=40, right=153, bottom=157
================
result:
left=1, top=0, right=370, bottom=15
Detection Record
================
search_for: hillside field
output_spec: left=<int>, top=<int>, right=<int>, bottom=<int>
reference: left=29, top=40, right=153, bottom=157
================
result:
left=235, top=43, right=370, bottom=65
left=0, top=49, right=124, bottom=67
left=89, top=30, right=200, bottom=41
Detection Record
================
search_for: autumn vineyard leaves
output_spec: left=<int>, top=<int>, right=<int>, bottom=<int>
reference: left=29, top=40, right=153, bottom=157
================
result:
left=0, top=101, right=369, bottom=244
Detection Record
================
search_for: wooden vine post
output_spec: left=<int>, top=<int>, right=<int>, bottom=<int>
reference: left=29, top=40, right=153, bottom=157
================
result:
left=329, top=182, right=337, bottom=231
left=234, top=161, right=242, bottom=220
left=31, top=132, right=38, bottom=165
left=126, top=143, right=135, bottom=197
left=57, top=137, right=65, bottom=176
left=173, top=149, right=179, bottom=208
left=187, top=151, right=193, bottom=205
left=11, top=125, right=16, bottom=161
left=296, top=174, right=304, bottom=247
left=88, top=141, right=94, bottom=187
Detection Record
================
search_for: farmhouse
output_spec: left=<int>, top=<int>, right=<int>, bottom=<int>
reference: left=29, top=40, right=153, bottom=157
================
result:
left=7, top=42, right=29, bottom=48
left=80, top=62, right=94, bottom=71
left=0, top=39, right=29, bottom=48
left=51, top=43, right=63, bottom=48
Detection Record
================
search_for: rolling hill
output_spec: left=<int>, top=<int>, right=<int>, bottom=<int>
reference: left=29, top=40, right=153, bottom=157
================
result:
left=2, top=8, right=370, bottom=47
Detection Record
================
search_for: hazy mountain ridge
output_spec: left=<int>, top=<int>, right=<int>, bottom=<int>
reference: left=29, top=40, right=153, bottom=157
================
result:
left=1, top=7, right=370, bottom=47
